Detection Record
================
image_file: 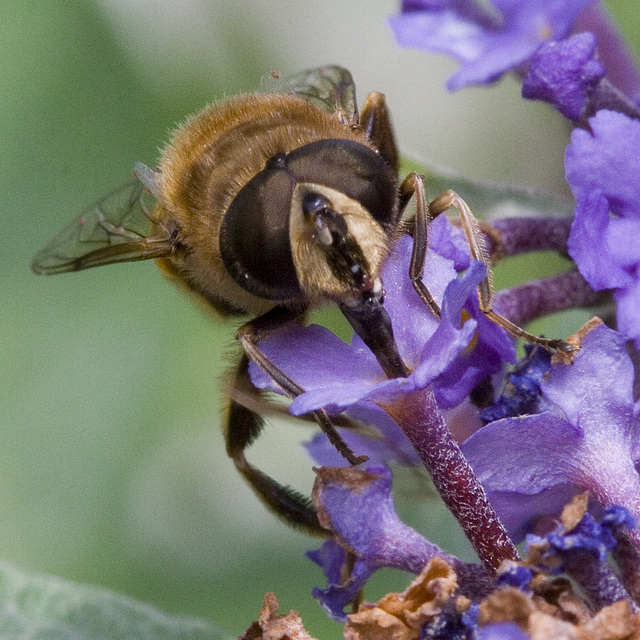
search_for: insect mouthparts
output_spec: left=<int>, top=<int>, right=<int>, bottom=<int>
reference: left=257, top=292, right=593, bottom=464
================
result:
left=302, top=192, right=330, bottom=216
left=303, top=192, right=349, bottom=244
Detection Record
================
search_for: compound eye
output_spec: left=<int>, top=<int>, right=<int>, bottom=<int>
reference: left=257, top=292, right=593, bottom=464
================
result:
left=220, top=165, right=303, bottom=301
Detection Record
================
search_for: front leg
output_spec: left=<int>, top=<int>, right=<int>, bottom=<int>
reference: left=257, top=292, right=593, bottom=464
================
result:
left=400, top=182, right=572, bottom=352
left=235, top=305, right=367, bottom=465
left=429, top=190, right=572, bottom=352
left=399, top=172, right=441, bottom=318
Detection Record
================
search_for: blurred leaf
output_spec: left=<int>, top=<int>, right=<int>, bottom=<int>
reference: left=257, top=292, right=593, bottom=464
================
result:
left=0, top=561, right=233, bottom=640
left=401, top=157, right=574, bottom=219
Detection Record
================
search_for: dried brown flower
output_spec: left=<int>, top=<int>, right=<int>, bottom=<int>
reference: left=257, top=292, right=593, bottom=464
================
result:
left=239, top=593, right=318, bottom=640
left=343, top=556, right=464, bottom=640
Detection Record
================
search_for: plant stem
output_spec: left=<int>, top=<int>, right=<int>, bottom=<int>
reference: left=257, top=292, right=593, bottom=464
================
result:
left=378, top=385, right=520, bottom=573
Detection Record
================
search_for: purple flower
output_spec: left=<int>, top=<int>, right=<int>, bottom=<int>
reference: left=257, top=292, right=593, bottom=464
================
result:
left=479, top=345, right=551, bottom=423
left=303, top=403, right=421, bottom=468
left=478, top=622, right=530, bottom=640
left=565, top=109, right=640, bottom=347
left=390, top=0, right=597, bottom=90
left=522, top=32, right=605, bottom=119
left=531, top=505, right=636, bottom=566
left=249, top=219, right=513, bottom=416
left=308, top=465, right=492, bottom=621
left=495, top=564, right=534, bottom=591
left=462, top=322, right=640, bottom=550
left=523, top=500, right=636, bottom=605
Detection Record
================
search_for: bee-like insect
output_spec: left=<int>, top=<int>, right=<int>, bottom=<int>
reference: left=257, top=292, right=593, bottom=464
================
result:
left=32, top=66, right=567, bottom=535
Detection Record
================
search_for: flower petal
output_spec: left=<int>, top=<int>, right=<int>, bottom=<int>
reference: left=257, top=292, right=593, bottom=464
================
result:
left=567, top=190, right=634, bottom=291
left=463, top=413, right=582, bottom=495
left=391, top=0, right=598, bottom=90
left=522, top=32, right=605, bottom=119
left=566, top=110, right=640, bottom=217
left=541, top=323, right=634, bottom=438
left=309, top=466, right=492, bottom=620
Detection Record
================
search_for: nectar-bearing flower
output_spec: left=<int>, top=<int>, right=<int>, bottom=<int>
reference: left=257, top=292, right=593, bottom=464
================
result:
left=565, top=109, right=640, bottom=349
left=249, top=216, right=533, bottom=575
left=249, top=216, right=514, bottom=415
left=522, top=493, right=636, bottom=609
left=391, top=1, right=640, bottom=122
left=463, top=321, right=640, bottom=552
left=390, top=0, right=597, bottom=90
left=308, top=465, right=493, bottom=621
left=521, top=32, right=605, bottom=120
left=299, top=471, right=638, bottom=634
left=520, top=22, right=640, bottom=122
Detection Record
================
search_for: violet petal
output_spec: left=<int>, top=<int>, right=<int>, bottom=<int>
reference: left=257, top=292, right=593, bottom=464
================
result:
left=522, top=32, right=605, bottom=119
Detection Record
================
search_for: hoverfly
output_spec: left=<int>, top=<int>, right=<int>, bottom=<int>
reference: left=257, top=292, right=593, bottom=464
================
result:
left=32, top=66, right=568, bottom=535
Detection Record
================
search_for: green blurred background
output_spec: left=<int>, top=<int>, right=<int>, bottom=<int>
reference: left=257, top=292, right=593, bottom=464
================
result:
left=1, top=0, right=638, bottom=636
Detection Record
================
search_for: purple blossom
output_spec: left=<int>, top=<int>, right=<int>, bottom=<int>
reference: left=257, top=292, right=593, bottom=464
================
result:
left=249, top=219, right=513, bottom=416
left=390, top=0, right=597, bottom=90
left=478, top=623, right=530, bottom=640
left=308, top=465, right=492, bottom=621
left=522, top=32, right=605, bottom=120
left=462, top=322, right=640, bottom=550
left=495, top=564, right=533, bottom=591
left=524, top=502, right=636, bottom=606
left=479, top=345, right=551, bottom=423
left=565, top=109, right=640, bottom=348
left=531, top=505, right=636, bottom=565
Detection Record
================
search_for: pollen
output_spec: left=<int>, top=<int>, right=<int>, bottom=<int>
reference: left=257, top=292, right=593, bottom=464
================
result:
left=539, top=22, right=553, bottom=41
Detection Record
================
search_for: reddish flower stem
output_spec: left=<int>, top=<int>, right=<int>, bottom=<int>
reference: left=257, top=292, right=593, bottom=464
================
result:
left=493, top=270, right=605, bottom=328
left=487, top=216, right=573, bottom=258
left=378, top=385, right=520, bottom=574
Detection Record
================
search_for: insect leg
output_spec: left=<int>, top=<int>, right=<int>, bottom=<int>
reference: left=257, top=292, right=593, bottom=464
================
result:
left=225, top=354, right=326, bottom=535
left=360, top=92, right=399, bottom=174
left=398, top=172, right=441, bottom=318
left=427, top=189, right=571, bottom=352
left=235, top=305, right=368, bottom=466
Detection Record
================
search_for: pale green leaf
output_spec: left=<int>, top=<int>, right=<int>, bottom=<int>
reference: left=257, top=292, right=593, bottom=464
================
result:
left=401, top=157, right=574, bottom=219
left=0, top=562, right=234, bottom=640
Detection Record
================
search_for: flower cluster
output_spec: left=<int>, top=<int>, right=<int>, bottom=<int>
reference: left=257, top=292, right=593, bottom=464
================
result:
left=243, top=496, right=638, bottom=640
left=244, top=1, right=640, bottom=638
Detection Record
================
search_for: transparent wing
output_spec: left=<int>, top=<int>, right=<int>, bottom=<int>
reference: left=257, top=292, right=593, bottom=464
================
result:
left=32, top=178, right=172, bottom=274
left=261, top=65, right=358, bottom=124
